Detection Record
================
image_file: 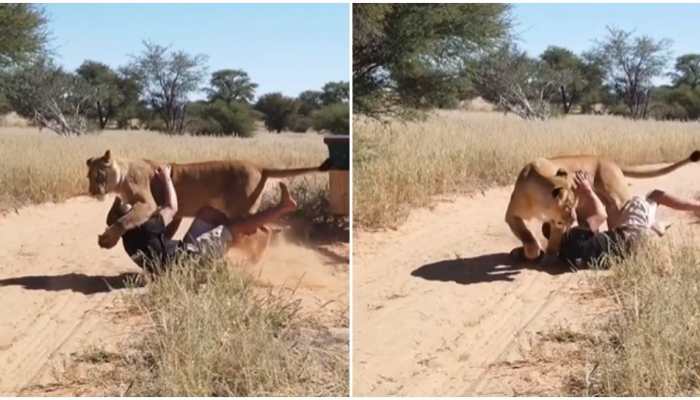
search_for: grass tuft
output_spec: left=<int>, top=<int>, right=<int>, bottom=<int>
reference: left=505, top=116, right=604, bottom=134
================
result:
left=111, top=256, right=348, bottom=396
left=578, top=231, right=700, bottom=396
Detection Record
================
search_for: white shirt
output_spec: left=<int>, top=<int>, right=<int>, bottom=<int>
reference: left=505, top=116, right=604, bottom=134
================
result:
left=619, top=196, right=657, bottom=229
left=618, top=195, right=664, bottom=238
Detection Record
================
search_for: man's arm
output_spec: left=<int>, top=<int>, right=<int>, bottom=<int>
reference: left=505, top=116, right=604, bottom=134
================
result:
left=155, top=164, right=178, bottom=226
left=106, top=197, right=123, bottom=226
left=574, top=171, right=608, bottom=233
left=98, top=165, right=177, bottom=249
left=99, top=200, right=156, bottom=248
left=647, top=189, right=700, bottom=212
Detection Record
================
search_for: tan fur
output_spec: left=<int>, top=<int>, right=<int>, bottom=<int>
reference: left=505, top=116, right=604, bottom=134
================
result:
left=86, top=150, right=326, bottom=248
left=505, top=151, right=700, bottom=260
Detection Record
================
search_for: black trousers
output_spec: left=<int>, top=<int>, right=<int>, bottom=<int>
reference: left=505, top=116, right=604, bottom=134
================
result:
left=558, top=227, right=626, bottom=267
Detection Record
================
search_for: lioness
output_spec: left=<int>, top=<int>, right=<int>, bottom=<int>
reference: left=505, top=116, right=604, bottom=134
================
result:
left=86, top=150, right=328, bottom=248
left=506, top=151, right=700, bottom=260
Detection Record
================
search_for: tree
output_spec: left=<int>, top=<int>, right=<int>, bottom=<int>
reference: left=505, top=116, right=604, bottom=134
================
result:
left=320, top=81, right=349, bottom=105
left=0, top=4, right=48, bottom=67
left=128, top=41, right=208, bottom=133
left=254, top=93, right=299, bottom=133
left=76, top=61, right=121, bottom=129
left=540, top=46, right=584, bottom=113
left=113, top=67, right=145, bottom=129
left=474, top=43, right=558, bottom=120
left=297, top=90, right=324, bottom=116
left=671, top=54, right=700, bottom=89
left=206, top=69, right=258, bottom=104
left=3, top=57, right=93, bottom=135
left=589, top=26, right=672, bottom=119
left=578, top=53, right=609, bottom=113
left=353, top=3, right=511, bottom=116
left=77, top=61, right=145, bottom=129
left=539, top=46, right=607, bottom=114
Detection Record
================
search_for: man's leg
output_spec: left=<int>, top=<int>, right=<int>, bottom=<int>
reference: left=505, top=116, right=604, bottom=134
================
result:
left=648, top=189, right=700, bottom=212
left=227, top=182, right=297, bottom=235
left=183, top=182, right=296, bottom=249
left=183, top=207, right=230, bottom=245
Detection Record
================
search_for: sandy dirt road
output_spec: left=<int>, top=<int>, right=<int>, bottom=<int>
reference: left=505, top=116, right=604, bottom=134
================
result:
left=0, top=195, right=348, bottom=395
left=353, top=162, right=700, bottom=396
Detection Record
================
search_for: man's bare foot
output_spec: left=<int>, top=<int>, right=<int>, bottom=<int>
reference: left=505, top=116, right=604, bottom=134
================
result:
left=652, top=221, right=672, bottom=236
left=278, top=182, right=297, bottom=213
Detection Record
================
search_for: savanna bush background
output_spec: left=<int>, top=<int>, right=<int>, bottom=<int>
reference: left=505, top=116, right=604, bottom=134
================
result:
left=354, top=110, right=700, bottom=228
left=0, top=128, right=328, bottom=212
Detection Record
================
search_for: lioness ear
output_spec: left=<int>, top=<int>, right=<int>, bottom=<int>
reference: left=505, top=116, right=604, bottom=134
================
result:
left=103, top=150, right=112, bottom=163
left=552, top=187, right=563, bottom=199
left=86, top=157, right=94, bottom=167
left=555, top=168, right=568, bottom=177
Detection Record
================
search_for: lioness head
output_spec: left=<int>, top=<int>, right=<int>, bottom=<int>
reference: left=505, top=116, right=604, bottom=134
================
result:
left=551, top=186, right=578, bottom=227
left=86, top=150, right=119, bottom=200
left=549, top=169, right=578, bottom=229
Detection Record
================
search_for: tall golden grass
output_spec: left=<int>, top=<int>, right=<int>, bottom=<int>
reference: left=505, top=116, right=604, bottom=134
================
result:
left=55, top=257, right=348, bottom=396
left=354, top=110, right=700, bottom=228
left=578, top=230, right=700, bottom=395
left=117, top=257, right=348, bottom=396
left=0, top=127, right=329, bottom=213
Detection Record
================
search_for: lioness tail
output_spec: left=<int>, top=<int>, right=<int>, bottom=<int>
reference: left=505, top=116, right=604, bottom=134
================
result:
left=621, top=151, right=700, bottom=178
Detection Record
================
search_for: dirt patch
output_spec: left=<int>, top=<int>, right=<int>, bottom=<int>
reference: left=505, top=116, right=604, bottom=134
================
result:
left=0, top=195, right=347, bottom=395
left=353, top=161, right=700, bottom=395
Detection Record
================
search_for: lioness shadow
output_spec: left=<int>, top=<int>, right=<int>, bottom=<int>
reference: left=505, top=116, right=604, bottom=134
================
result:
left=411, top=252, right=574, bottom=285
left=0, top=272, right=142, bottom=295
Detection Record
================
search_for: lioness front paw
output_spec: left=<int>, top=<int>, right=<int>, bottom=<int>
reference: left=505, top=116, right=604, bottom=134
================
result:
left=98, top=228, right=120, bottom=249
left=510, top=245, right=544, bottom=262
left=523, top=243, right=544, bottom=261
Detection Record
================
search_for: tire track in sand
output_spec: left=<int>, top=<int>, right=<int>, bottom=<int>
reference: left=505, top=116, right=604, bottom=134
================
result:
left=353, top=162, right=700, bottom=395
left=0, top=195, right=348, bottom=394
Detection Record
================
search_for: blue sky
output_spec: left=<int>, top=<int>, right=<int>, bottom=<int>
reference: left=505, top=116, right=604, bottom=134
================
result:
left=512, top=4, right=700, bottom=72
left=43, top=4, right=349, bottom=98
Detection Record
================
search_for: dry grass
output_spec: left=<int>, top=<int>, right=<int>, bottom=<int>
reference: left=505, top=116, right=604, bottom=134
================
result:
left=574, top=231, right=700, bottom=396
left=0, top=127, right=343, bottom=395
left=46, top=257, right=348, bottom=396
left=0, top=127, right=329, bottom=216
left=354, top=110, right=700, bottom=228
left=124, top=258, right=347, bottom=396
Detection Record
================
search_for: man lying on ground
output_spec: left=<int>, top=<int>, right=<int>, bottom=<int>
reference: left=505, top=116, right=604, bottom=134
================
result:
left=104, top=164, right=296, bottom=272
left=550, top=170, right=700, bottom=267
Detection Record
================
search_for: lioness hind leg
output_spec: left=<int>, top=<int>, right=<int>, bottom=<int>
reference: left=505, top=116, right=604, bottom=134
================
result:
left=505, top=213, right=542, bottom=260
left=545, top=224, right=565, bottom=256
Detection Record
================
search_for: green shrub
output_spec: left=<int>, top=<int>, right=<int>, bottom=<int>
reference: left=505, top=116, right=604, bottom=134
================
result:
left=648, top=102, right=688, bottom=121
left=287, top=114, right=312, bottom=133
left=187, top=100, right=256, bottom=137
left=312, top=103, right=349, bottom=135
left=0, top=92, right=11, bottom=114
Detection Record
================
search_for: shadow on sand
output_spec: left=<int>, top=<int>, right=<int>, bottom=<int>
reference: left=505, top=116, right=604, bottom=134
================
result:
left=411, top=251, right=575, bottom=285
left=0, top=272, right=141, bottom=295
